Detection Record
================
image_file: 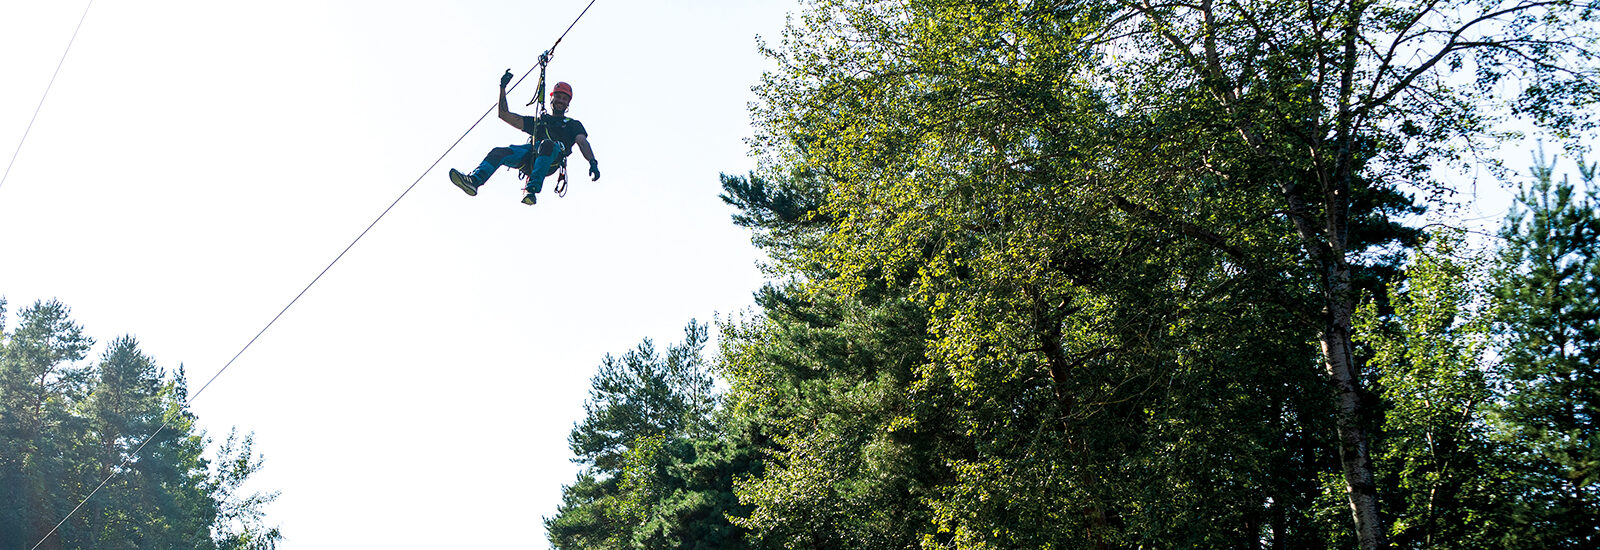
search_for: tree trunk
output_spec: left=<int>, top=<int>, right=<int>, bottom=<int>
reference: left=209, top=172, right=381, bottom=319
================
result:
left=1281, top=168, right=1385, bottom=548
left=1320, top=262, right=1383, bottom=550
left=1028, top=287, right=1114, bottom=550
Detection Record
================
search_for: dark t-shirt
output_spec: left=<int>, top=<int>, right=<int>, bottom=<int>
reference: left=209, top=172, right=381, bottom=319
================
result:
left=521, top=113, right=588, bottom=152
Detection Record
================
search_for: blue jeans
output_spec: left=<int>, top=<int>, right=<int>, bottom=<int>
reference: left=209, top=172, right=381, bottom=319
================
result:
left=473, top=141, right=565, bottom=192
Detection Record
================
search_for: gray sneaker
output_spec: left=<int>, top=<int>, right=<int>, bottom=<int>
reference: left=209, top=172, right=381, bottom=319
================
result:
left=449, top=169, right=481, bottom=196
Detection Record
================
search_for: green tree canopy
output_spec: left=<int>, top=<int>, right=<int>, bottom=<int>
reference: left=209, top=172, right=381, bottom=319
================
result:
left=547, top=321, right=757, bottom=550
left=1491, top=149, right=1600, bottom=548
left=0, top=298, right=280, bottom=550
left=728, top=0, right=1598, bottom=548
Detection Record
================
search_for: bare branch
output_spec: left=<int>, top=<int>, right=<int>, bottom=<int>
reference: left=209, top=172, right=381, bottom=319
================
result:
left=1360, top=0, right=1573, bottom=113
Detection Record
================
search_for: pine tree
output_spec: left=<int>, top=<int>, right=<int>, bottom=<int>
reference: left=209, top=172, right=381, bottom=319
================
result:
left=0, top=300, right=92, bottom=550
left=0, top=299, right=281, bottom=550
left=546, top=321, right=752, bottom=549
left=1490, top=149, right=1600, bottom=548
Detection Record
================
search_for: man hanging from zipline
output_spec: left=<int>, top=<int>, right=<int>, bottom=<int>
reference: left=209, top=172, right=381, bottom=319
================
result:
left=449, top=70, right=599, bottom=205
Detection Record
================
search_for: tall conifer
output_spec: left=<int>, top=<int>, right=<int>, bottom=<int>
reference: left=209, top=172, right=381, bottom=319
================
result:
left=1491, top=150, right=1600, bottom=548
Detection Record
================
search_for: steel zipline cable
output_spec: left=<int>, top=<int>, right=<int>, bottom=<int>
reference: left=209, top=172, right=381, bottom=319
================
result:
left=526, top=0, right=598, bottom=109
left=1, top=0, right=95, bottom=193
left=556, top=0, right=598, bottom=49
left=29, top=3, right=600, bottom=548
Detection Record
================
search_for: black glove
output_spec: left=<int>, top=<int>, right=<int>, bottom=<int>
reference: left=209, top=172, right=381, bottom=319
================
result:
left=588, top=160, right=600, bottom=181
left=500, top=69, right=514, bottom=88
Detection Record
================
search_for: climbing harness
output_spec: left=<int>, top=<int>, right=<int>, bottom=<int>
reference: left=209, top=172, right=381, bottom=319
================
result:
left=518, top=135, right=571, bottom=198
left=516, top=0, right=597, bottom=199
left=520, top=147, right=570, bottom=198
left=517, top=49, right=571, bottom=197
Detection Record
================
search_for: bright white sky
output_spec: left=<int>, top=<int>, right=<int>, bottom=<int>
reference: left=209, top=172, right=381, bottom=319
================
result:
left=0, top=0, right=795, bottom=547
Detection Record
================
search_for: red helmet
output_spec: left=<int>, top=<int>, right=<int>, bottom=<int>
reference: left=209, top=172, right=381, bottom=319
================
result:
left=551, top=81, right=573, bottom=98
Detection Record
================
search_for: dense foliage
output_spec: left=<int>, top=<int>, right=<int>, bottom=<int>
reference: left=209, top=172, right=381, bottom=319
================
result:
left=0, top=299, right=280, bottom=550
left=547, top=322, right=758, bottom=550
left=545, top=1, right=1597, bottom=548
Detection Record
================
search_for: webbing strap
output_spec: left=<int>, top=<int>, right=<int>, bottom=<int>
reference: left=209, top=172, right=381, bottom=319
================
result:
left=528, top=50, right=550, bottom=112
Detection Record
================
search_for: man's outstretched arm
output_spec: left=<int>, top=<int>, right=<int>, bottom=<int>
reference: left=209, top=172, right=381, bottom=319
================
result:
left=574, top=134, right=596, bottom=164
left=497, top=70, right=524, bottom=130
left=575, top=134, right=599, bottom=180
